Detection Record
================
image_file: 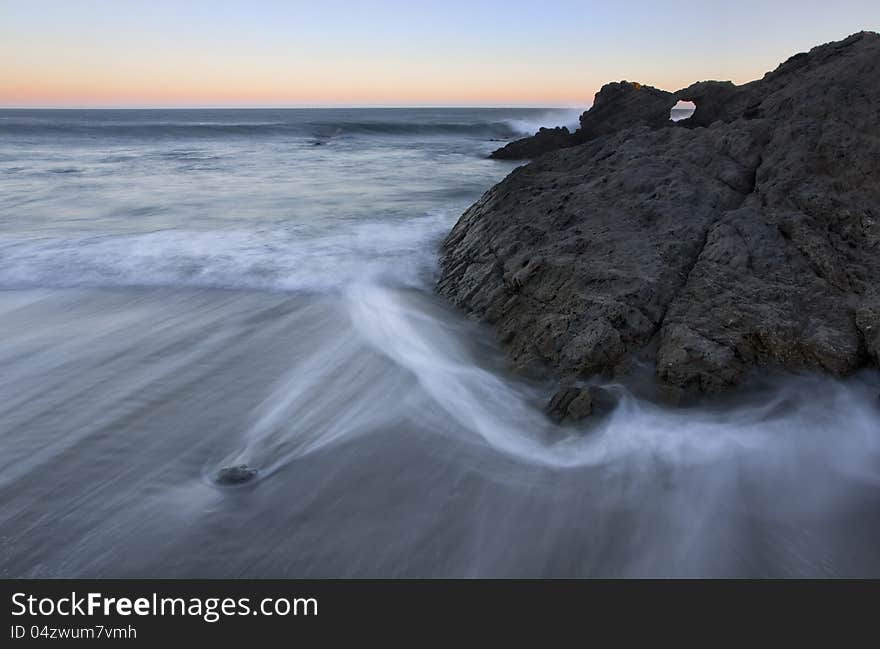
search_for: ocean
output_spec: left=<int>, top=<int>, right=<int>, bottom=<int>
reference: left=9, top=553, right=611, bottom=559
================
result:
left=1, top=108, right=878, bottom=577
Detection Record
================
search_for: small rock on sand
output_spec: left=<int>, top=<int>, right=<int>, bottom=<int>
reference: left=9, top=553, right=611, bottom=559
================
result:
left=216, top=465, right=258, bottom=485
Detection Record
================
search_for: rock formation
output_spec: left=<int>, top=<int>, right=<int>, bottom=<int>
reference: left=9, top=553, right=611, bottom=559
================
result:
left=490, top=81, right=676, bottom=159
left=216, top=465, right=258, bottom=485
left=439, top=32, right=880, bottom=397
left=574, top=81, right=677, bottom=142
left=490, top=126, right=573, bottom=160
left=545, top=385, right=594, bottom=422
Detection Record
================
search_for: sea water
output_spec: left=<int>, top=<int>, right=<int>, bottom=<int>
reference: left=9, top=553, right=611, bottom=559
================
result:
left=1, top=108, right=878, bottom=577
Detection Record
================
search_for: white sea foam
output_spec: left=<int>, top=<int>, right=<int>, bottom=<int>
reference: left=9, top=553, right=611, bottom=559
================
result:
left=0, top=210, right=455, bottom=293
left=220, top=280, right=880, bottom=483
left=502, top=108, right=583, bottom=137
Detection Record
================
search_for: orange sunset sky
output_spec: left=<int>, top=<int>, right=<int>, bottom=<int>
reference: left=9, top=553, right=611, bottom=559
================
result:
left=2, top=0, right=879, bottom=108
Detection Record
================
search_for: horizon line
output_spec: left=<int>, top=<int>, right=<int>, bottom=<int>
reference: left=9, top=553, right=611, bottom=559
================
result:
left=0, top=103, right=587, bottom=110
left=0, top=102, right=699, bottom=111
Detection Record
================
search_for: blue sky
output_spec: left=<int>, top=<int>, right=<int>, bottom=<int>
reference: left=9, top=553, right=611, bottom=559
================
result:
left=2, top=0, right=878, bottom=106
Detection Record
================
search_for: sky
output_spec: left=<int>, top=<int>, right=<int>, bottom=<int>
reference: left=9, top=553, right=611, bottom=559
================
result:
left=2, top=0, right=879, bottom=108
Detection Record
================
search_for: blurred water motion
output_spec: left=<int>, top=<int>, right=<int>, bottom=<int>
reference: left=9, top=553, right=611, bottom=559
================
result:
left=0, top=108, right=877, bottom=577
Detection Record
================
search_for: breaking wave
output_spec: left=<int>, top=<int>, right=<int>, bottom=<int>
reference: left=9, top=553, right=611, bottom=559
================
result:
left=0, top=108, right=583, bottom=141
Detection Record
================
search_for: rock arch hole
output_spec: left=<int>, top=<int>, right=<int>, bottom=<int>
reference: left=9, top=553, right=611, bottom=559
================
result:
left=670, top=101, right=696, bottom=122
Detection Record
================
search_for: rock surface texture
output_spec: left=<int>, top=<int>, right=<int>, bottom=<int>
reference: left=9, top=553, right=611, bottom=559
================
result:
left=490, top=81, right=676, bottom=159
left=439, top=32, right=880, bottom=395
left=545, top=386, right=594, bottom=422
left=490, top=126, right=574, bottom=160
left=216, top=465, right=258, bottom=485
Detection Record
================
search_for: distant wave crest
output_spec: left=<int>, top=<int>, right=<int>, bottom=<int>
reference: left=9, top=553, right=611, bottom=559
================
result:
left=0, top=109, right=583, bottom=141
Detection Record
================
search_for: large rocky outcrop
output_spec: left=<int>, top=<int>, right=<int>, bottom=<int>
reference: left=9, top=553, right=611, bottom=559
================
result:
left=439, top=32, right=880, bottom=396
left=575, top=81, right=677, bottom=141
left=490, top=81, right=676, bottom=159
